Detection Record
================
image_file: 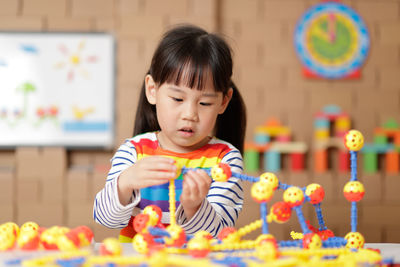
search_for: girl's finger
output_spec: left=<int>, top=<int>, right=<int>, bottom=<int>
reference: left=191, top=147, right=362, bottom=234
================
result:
left=183, top=171, right=199, bottom=196
left=144, top=156, right=176, bottom=164
left=145, top=170, right=177, bottom=180
left=193, top=170, right=211, bottom=196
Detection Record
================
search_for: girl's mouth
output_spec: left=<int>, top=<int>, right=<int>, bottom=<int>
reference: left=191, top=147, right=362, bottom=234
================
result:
left=180, top=128, right=193, bottom=133
left=179, top=127, right=194, bottom=136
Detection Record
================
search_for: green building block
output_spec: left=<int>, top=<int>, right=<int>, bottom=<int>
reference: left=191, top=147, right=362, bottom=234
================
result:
left=244, top=149, right=259, bottom=172
left=374, top=135, right=387, bottom=145
left=363, top=151, right=378, bottom=173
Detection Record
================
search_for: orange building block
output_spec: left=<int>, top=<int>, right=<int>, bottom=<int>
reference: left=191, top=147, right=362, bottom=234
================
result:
left=394, top=132, right=400, bottom=146
left=386, top=151, right=399, bottom=174
left=314, top=150, right=327, bottom=173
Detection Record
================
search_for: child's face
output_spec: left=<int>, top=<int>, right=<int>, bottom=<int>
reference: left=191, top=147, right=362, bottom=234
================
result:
left=145, top=74, right=231, bottom=153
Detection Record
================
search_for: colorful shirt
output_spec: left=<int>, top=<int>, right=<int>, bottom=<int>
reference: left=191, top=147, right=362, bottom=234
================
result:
left=93, top=132, right=243, bottom=242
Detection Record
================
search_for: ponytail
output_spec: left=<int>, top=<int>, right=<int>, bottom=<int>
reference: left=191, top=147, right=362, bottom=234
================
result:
left=133, top=73, right=160, bottom=136
left=215, top=81, right=246, bottom=154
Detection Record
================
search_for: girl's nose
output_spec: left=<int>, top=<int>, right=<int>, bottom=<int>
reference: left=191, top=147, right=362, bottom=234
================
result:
left=182, top=102, right=198, bottom=121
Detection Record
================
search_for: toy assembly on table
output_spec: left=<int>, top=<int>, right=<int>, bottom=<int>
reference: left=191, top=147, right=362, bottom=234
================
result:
left=0, top=130, right=396, bottom=266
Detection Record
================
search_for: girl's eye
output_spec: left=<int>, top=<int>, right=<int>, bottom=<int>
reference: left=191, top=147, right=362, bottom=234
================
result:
left=200, top=102, right=212, bottom=106
left=171, top=97, right=183, bottom=102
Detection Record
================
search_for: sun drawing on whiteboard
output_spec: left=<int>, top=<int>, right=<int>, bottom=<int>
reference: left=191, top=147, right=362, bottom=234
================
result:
left=54, top=40, right=98, bottom=82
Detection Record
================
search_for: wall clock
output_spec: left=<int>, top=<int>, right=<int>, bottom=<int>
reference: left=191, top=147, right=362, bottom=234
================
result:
left=294, top=2, right=369, bottom=79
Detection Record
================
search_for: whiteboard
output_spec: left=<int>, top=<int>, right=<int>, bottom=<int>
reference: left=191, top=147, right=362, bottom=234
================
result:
left=0, top=32, right=115, bottom=148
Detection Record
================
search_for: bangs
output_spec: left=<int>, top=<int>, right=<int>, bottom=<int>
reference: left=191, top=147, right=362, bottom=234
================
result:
left=165, top=60, right=216, bottom=92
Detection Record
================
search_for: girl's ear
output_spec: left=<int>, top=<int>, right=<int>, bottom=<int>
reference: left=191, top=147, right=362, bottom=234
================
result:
left=218, top=88, right=233, bottom=114
left=145, top=74, right=157, bottom=105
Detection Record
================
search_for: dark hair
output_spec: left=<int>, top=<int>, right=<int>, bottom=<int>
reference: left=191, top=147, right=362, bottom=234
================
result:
left=133, top=24, right=246, bottom=153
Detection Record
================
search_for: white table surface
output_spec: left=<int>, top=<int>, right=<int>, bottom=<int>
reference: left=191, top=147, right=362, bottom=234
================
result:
left=364, top=243, right=400, bottom=263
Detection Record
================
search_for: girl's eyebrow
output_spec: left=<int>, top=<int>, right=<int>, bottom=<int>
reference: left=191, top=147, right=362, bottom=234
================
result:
left=201, top=92, right=219, bottom=98
left=167, top=86, right=218, bottom=97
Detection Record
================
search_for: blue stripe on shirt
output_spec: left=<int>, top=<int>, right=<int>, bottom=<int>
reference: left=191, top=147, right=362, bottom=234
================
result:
left=113, top=156, right=134, bottom=164
left=208, top=194, right=241, bottom=206
left=213, top=202, right=234, bottom=225
left=116, top=149, right=134, bottom=156
left=229, top=163, right=243, bottom=170
left=227, top=180, right=243, bottom=192
left=226, top=157, right=242, bottom=162
left=209, top=186, right=243, bottom=200
left=112, top=162, right=127, bottom=167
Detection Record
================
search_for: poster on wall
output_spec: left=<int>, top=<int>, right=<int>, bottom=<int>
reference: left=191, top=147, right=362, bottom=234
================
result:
left=294, top=2, right=370, bottom=79
left=0, top=32, right=115, bottom=148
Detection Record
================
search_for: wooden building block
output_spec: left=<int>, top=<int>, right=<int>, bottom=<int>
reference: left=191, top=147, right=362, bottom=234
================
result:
left=314, top=150, right=327, bottom=173
left=270, top=142, right=307, bottom=153
left=244, top=149, right=260, bottom=172
left=290, top=153, right=305, bottom=171
left=362, top=151, right=378, bottom=173
left=385, top=151, right=399, bottom=174
left=264, top=150, right=280, bottom=172
left=338, top=150, right=350, bottom=172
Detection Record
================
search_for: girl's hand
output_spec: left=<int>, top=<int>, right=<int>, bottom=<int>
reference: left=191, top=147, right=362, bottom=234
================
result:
left=180, top=169, right=212, bottom=220
left=117, top=156, right=177, bottom=205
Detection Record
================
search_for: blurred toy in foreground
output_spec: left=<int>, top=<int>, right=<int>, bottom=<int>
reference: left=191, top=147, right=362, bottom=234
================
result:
left=0, top=221, right=93, bottom=251
left=126, top=130, right=379, bottom=265
left=4, top=130, right=388, bottom=267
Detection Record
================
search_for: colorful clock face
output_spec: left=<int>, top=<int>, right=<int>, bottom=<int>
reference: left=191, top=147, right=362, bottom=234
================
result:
left=294, top=2, right=369, bottom=79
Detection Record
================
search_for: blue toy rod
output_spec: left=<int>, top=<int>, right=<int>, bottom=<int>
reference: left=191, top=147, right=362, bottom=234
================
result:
left=260, top=202, right=269, bottom=234
left=314, top=203, right=328, bottom=231
left=350, top=151, right=358, bottom=181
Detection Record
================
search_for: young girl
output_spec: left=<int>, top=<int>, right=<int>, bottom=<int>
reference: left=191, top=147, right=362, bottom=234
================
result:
left=93, top=24, right=247, bottom=242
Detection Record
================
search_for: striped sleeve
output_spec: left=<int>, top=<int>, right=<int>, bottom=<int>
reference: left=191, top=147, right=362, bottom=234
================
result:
left=93, top=139, right=141, bottom=229
left=176, top=146, right=244, bottom=237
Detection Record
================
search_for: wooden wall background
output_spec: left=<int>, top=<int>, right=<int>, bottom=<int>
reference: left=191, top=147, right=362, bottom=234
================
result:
left=0, top=0, right=399, bottom=242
